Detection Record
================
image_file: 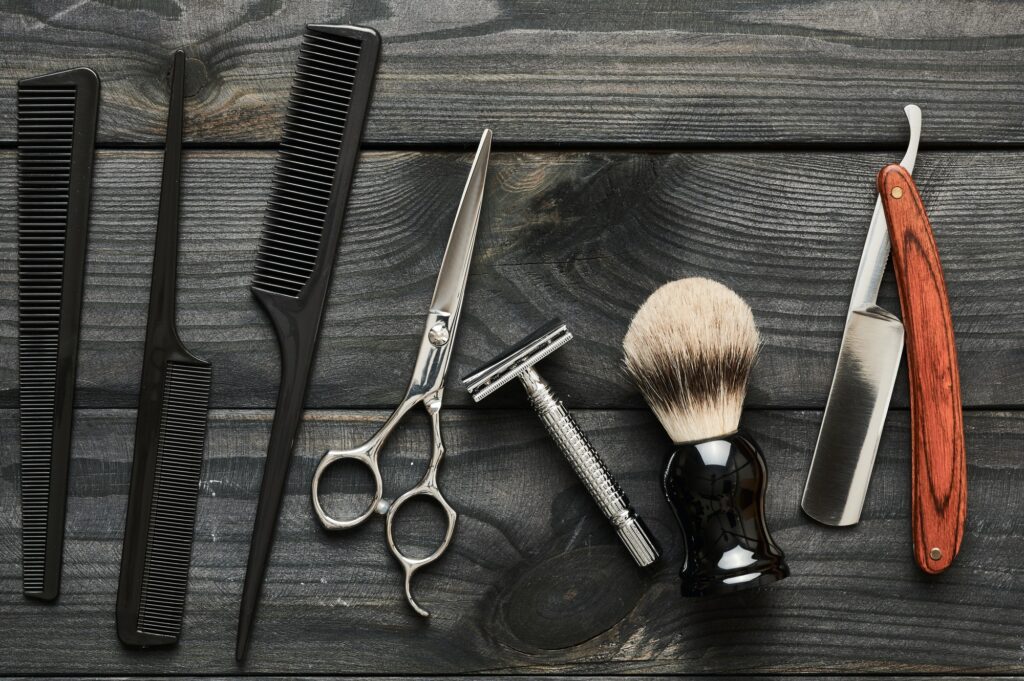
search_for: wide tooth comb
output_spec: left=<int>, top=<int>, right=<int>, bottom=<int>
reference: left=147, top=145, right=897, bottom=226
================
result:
left=18, top=67, right=99, bottom=601
left=116, top=50, right=213, bottom=647
left=237, top=24, right=380, bottom=662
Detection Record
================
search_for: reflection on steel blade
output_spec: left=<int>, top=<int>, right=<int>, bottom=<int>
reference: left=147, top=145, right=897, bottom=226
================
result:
left=803, top=306, right=904, bottom=526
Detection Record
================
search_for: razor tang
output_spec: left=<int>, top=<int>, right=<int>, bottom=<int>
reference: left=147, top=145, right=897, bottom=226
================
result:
left=848, top=105, right=922, bottom=310
left=802, top=105, right=921, bottom=526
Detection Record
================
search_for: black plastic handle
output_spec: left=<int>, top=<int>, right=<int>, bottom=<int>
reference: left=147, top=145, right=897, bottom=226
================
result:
left=662, top=431, right=788, bottom=596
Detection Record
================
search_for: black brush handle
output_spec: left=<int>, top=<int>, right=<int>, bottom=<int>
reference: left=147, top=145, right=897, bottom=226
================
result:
left=236, top=290, right=320, bottom=662
left=663, top=431, right=788, bottom=596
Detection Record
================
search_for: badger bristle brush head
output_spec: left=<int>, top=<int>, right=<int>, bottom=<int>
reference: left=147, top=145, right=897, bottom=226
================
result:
left=623, top=277, right=758, bottom=444
left=624, top=277, right=788, bottom=596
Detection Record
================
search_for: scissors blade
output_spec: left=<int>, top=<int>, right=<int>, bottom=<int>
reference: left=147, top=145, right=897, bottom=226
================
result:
left=429, top=129, right=491, bottom=318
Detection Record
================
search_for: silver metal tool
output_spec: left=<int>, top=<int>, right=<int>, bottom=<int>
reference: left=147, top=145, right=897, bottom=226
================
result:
left=802, top=105, right=922, bottom=526
left=311, top=129, right=491, bottom=616
left=463, top=321, right=659, bottom=567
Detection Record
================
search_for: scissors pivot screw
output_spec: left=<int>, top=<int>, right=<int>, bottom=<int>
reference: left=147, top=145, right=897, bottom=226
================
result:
left=428, top=321, right=450, bottom=346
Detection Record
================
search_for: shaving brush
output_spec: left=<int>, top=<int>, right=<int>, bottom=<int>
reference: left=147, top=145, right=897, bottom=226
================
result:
left=624, top=277, right=788, bottom=596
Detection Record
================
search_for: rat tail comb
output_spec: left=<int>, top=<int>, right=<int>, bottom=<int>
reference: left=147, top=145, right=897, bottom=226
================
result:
left=116, top=51, right=213, bottom=647
left=237, top=24, right=381, bottom=661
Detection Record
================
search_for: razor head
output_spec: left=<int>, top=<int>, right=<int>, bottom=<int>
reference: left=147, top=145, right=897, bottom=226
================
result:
left=463, top=321, right=572, bottom=402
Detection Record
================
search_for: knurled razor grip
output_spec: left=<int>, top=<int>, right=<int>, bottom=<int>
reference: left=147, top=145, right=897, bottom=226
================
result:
left=463, top=321, right=659, bottom=566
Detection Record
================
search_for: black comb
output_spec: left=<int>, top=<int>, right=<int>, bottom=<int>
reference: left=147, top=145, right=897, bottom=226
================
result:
left=18, top=67, right=99, bottom=601
left=116, top=50, right=213, bottom=647
left=236, top=24, right=380, bottom=661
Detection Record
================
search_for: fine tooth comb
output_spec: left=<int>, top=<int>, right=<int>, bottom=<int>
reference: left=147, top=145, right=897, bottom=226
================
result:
left=236, top=24, right=381, bottom=661
left=116, top=50, right=213, bottom=647
left=18, top=67, right=99, bottom=601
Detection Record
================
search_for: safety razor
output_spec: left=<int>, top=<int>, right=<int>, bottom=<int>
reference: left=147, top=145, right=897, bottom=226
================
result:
left=463, top=321, right=659, bottom=567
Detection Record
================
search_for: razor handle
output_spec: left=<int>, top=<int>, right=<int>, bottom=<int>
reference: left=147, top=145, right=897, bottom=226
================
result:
left=663, top=432, right=788, bottom=596
left=518, top=367, right=659, bottom=566
left=878, top=164, right=966, bottom=574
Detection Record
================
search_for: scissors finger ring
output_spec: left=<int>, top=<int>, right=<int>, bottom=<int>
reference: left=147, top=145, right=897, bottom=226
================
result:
left=311, top=442, right=385, bottom=530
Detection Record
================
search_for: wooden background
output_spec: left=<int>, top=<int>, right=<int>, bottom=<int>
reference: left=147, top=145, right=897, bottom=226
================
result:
left=1, top=0, right=1023, bottom=677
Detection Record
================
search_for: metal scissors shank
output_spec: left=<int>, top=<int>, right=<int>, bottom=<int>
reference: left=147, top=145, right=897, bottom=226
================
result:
left=311, top=129, right=491, bottom=617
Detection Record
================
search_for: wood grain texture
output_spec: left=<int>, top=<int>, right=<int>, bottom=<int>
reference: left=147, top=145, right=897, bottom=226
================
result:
left=1, top=407, right=1022, bottom=675
left=10, top=678, right=1023, bottom=681
left=3, top=3, right=1022, bottom=679
left=879, top=165, right=966, bottom=575
left=2, top=149, right=1024, bottom=410
left=3, top=1, right=1024, bottom=145
left=6, top=678, right=1021, bottom=681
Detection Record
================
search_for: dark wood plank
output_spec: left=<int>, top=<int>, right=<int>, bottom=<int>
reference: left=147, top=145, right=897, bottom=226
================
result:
left=2, top=149, right=1022, bottom=410
left=5, top=678, right=1019, bottom=681
left=0, top=407, right=1021, bottom=674
left=2, top=1, right=1024, bottom=145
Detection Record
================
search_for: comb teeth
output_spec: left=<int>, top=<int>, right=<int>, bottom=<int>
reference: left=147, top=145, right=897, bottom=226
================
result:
left=18, top=70, right=97, bottom=599
left=252, top=28, right=367, bottom=297
left=136, top=362, right=213, bottom=638
left=19, top=86, right=75, bottom=593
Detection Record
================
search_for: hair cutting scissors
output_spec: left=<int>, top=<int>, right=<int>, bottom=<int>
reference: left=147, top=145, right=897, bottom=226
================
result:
left=311, top=129, right=491, bottom=616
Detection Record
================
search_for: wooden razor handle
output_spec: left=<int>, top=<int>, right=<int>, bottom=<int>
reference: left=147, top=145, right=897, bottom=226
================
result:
left=878, top=164, right=966, bottom=574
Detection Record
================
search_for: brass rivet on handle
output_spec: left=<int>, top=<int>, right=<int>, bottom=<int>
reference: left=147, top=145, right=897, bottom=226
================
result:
left=930, top=547, right=942, bottom=560
left=891, top=186, right=904, bottom=199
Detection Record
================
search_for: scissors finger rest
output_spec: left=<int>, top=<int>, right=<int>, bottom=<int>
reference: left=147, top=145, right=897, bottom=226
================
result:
left=385, top=484, right=458, bottom=616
